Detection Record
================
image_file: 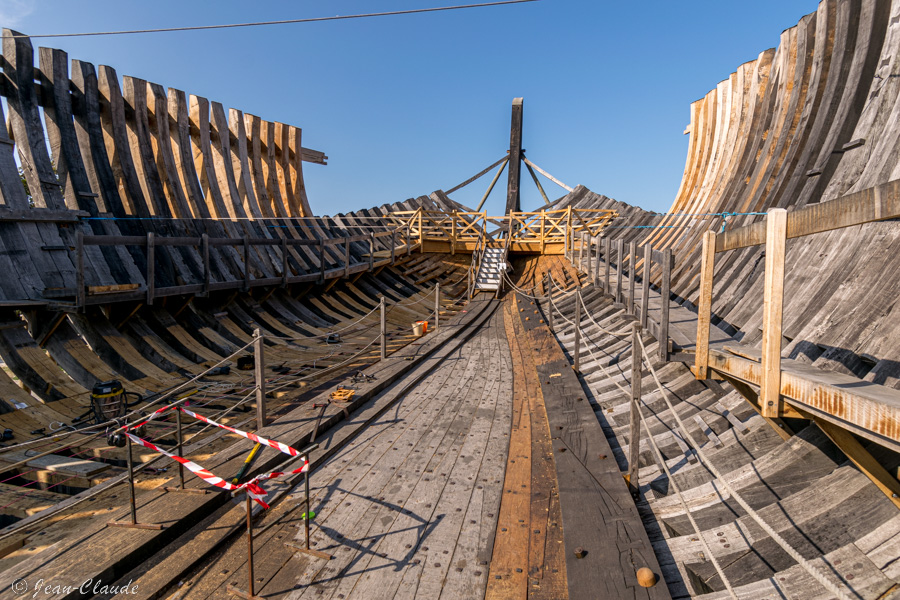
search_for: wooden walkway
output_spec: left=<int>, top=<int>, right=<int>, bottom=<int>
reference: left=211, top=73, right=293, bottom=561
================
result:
left=176, top=309, right=513, bottom=600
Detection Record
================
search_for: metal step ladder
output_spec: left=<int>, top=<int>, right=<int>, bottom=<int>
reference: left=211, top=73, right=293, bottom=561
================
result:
left=474, top=247, right=506, bottom=292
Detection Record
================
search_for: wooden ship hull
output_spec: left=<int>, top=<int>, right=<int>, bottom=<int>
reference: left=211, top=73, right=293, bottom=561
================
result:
left=0, top=0, right=899, bottom=598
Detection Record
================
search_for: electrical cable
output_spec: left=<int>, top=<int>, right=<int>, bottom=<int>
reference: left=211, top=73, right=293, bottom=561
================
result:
left=8, top=1, right=541, bottom=39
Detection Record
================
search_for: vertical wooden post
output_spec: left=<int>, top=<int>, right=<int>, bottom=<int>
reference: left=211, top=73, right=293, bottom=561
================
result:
left=418, top=211, right=424, bottom=253
left=391, top=231, right=397, bottom=265
left=319, top=239, right=326, bottom=282
left=628, top=321, right=642, bottom=490
left=434, top=283, right=440, bottom=332
left=659, top=249, right=673, bottom=362
left=406, top=224, right=412, bottom=256
left=540, top=211, right=546, bottom=254
left=506, top=98, right=524, bottom=214
left=586, top=234, right=593, bottom=283
left=451, top=212, right=456, bottom=255
left=280, top=236, right=288, bottom=288
left=254, top=328, right=266, bottom=428
left=616, top=239, right=624, bottom=304
left=593, top=236, right=601, bottom=290
left=202, top=233, right=211, bottom=296
left=695, top=231, right=716, bottom=379
left=578, top=231, right=585, bottom=270
left=628, top=241, right=637, bottom=315
left=368, top=233, right=375, bottom=271
left=566, top=206, right=573, bottom=260
left=146, top=232, right=155, bottom=306
left=603, top=237, right=611, bottom=294
left=75, top=230, right=85, bottom=310
left=760, top=208, right=787, bottom=418
left=573, top=287, right=582, bottom=372
left=380, top=296, right=386, bottom=361
left=243, top=234, right=251, bottom=291
left=344, top=236, right=351, bottom=277
left=641, top=244, right=651, bottom=327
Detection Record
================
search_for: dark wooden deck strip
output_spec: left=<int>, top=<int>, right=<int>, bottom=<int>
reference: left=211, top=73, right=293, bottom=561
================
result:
left=508, top=292, right=671, bottom=600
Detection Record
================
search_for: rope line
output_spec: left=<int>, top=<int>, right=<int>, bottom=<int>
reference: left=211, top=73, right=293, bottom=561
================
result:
left=635, top=335, right=856, bottom=600
left=552, top=285, right=855, bottom=599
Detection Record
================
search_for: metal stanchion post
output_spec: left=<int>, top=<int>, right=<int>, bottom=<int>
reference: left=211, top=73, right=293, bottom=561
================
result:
left=380, top=297, right=386, bottom=361
left=255, top=329, right=266, bottom=428
left=434, top=283, right=440, bottom=332
left=547, top=274, right=554, bottom=332
left=285, top=445, right=331, bottom=560
left=227, top=493, right=261, bottom=600
left=573, top=287, right=582, bottom=372
left=165, top=408, right=209, bottom=494
left=108, top=430, right=164, bottom=529
left=627, top=321, right=643, bottom=493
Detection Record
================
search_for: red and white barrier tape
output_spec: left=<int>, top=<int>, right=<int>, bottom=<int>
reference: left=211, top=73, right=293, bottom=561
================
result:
left=179, top=407, right=299, bottom=457
left=125, top=412, right=311, bottom=508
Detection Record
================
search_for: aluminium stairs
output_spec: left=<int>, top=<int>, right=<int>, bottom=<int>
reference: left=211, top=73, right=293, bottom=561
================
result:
left=475, top=247, right=506, bottom=291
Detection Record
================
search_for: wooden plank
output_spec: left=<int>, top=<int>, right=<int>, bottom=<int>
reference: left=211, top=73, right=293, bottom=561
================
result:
left=694, top=231, right=716, bottom=379
left=640, top=244, right=651, bottom=327
left=0, top=450, right=110, bottom=477
left=760, top=209, right=786, bottom=419
left=515, top=293, right=670, bottom=600
left=715, top=177, right=900, bottom=252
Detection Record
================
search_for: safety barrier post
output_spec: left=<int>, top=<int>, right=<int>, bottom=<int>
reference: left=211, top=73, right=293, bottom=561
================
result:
left=641, top=244, right=651, bottom=327
left=616, top=239, right=624, bottom=304
left=659, top=249, right=673, bottom=362
left=627, top=321, right=642, bottom=492
left=603, top=237, right=611, bottom=294
left=573, top=287, right=582, bottom=372
left=547, top=274, right=555, bottom=332
left=255, top=329, right=267, bottom=428
left=380, top=296, right=386, bottom=361
left=434, top=283, right=440, bottom=332
left=108, top=431, right=164, bottom=530
left=164, top=408, right=210, bottom=495
left=284, top=444, right=331, bottom=561
left=628, top=241, right=637, bottom=315
left=586, top=234, right=593, bottom=283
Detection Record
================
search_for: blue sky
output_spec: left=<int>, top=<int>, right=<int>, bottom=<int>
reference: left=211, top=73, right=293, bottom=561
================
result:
left=5, top=1, right=817, bottom=215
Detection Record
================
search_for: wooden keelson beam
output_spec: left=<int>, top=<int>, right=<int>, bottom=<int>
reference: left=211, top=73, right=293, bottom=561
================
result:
left=505, top=98, right=524, bottom=215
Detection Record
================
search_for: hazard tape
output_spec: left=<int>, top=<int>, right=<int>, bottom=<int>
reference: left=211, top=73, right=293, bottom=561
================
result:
left=179, top=407, right=300, bottom=458
left=125, top=412, right=311, bottom=508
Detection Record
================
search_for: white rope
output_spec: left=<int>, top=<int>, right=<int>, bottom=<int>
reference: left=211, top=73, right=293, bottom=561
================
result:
left=577, top=291, right=633, bottom=337
left=636, top=335, right=856, bottom=600
left=270, top=303, right=380, bottom=341
left=566, top=309, right=738, bottom=598
left=558, top=294, right=854, bottom=599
